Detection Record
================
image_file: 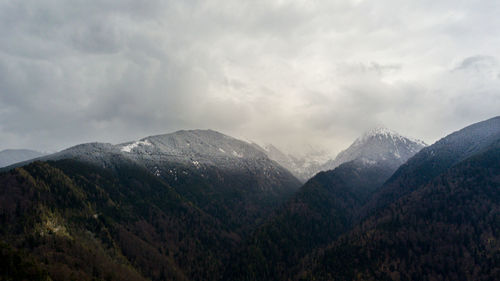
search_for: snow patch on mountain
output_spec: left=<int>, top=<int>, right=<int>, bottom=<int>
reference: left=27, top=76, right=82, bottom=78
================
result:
left=120, top=140, right=152, bottom=153
left=360, top=127, right=427, bottom=148
left=232, top=150, right=244, bottom=158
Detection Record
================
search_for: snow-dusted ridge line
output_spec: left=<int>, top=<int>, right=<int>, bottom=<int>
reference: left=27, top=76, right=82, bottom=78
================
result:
left=64, top=129, right=274, bottom=170
left=21, top=129, right=301, bottom=184
left=361, top=127, right=427, bottom=147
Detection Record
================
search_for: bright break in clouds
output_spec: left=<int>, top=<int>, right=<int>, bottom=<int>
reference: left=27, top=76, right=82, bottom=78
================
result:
left=0, top=0, right=499, bottom=155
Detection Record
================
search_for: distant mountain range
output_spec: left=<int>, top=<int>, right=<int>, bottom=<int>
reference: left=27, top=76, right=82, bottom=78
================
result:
left=263, top=127, right=426, bottom=181
left=261, top=144, right=327, bottom=182
left=0, top=149, right=45, bottom=168
left=1, top=117, right=499, bottom=281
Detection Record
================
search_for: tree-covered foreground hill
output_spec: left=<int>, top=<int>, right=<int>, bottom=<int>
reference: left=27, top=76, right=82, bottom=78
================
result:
left=0, top=159, right=235, bottom=281
left=300, top=139, right=500, bottom=281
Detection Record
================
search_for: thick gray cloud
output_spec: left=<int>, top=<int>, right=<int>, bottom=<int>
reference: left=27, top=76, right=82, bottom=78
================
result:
left=1, top=0, right=499, bottom=156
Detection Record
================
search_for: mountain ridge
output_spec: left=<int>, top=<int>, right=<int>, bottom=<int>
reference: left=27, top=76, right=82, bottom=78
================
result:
left=262, top=127, right=426, bottom=182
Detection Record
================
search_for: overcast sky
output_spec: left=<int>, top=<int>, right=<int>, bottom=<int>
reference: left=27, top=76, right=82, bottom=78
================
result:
left=1, top=0, right=499, bottom=155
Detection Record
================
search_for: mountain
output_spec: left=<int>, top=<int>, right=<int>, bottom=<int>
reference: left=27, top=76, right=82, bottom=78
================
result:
left=261, top=144, right=326, bottom=182
left=0, top=149, right=46, bottom=168
left=321, top=127, right=426, bottom=172
left=362, top=116, right=500, bottom=215
left=0, top=129, right=301, bottom=280
left=226, top=128, right=425, bottom=280
left=301, top=122, right=500, bottom=280
left=261, top=128, right=425, bottom=182
left=263, top=128, right=427, bottom=182
left=45, top=130, right=301, bottom=233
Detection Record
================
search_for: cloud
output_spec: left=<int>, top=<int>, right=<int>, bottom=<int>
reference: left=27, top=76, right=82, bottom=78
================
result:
left=0, top=0, right=499, bottom=155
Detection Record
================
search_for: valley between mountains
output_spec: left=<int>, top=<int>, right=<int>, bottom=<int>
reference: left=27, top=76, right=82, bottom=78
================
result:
left=1, top=117, right=499, bottom=281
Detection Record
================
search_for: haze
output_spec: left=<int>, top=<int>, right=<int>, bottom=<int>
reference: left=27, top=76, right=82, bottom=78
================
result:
left=1, top=0, right=499, bottom=155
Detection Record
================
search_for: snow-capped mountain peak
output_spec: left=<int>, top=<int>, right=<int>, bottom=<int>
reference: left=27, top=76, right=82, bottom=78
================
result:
left=357, top=127, right=426, bottom=148
left=259, top=128, right=427, bottom=182
left=362, top=127, right=400, bottom=138
left=321, top=128, right=427, bottom=172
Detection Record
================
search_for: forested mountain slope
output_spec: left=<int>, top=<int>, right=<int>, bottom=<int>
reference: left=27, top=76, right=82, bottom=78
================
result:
left=301, top=139, right=500, bottom=281
left=0, top=159, right=236, bottom=280
left=225, top=128, right=425, bottom=280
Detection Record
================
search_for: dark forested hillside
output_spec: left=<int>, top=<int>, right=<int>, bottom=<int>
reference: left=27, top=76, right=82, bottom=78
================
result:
left=0, top=242, right=51, bottom=281
left=225, top=159, right=397, bottom=280
left=150, top=160, right=300, bottom=235
left=0, top=160, right=237, bottom=281
left=300, top=140, right=500, bottom=281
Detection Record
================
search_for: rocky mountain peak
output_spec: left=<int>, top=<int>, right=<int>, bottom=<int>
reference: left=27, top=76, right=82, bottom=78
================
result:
left=321, top=128, right=427, bottom=171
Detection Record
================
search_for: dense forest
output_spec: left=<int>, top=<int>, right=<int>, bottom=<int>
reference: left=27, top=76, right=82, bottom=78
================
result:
left=225, top=159, right=397, bottom=280
left=0, top=160, right=234, bottom=280
left=301, top=141, right=500, bottom=281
